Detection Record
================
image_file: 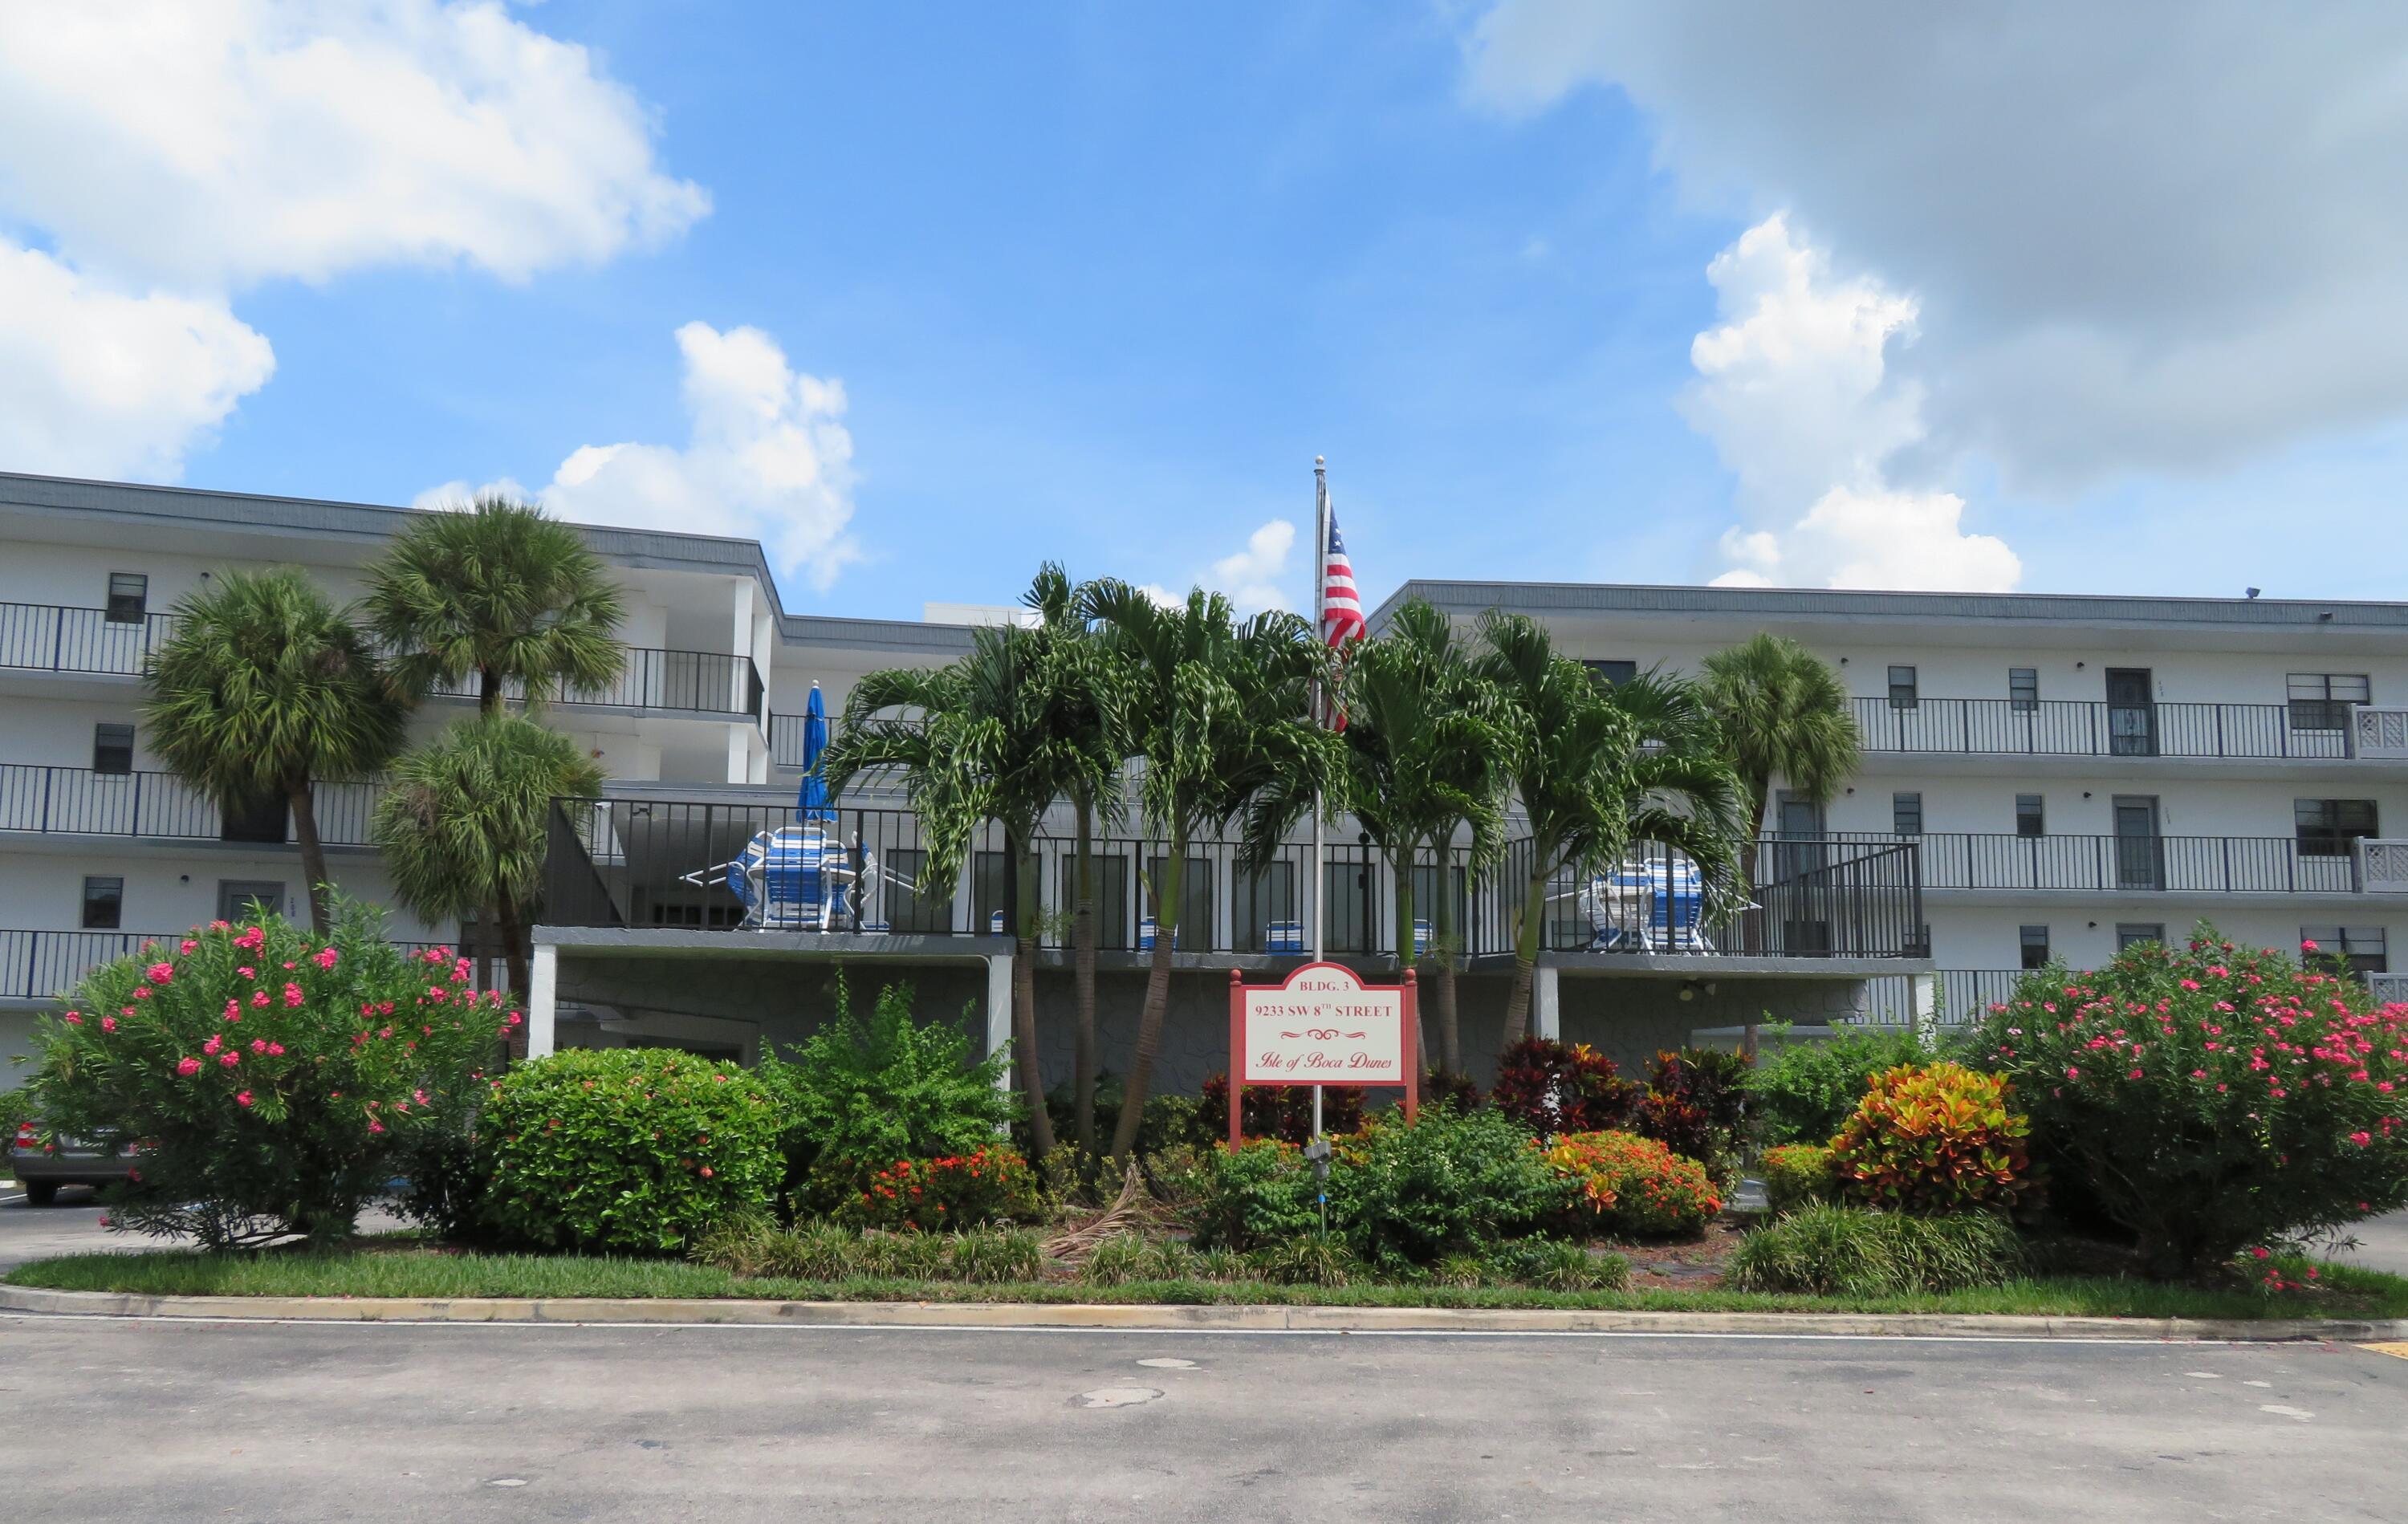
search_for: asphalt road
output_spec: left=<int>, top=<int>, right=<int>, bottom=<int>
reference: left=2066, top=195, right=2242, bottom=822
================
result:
left=1, top=1315, right=2403, bottom=1523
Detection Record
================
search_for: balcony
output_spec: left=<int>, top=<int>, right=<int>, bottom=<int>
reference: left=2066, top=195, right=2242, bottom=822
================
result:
left=541, top=796, right=1929, bottom=962
left=1889, top=831, right=2402, bottom=896
left=0, top=764, right=380, bottom=847
left=1850, top=696, right=2390, bottom=762
left=0, top=600, right=763, bottom=721
left=0, top=930, right=451, bottom=1003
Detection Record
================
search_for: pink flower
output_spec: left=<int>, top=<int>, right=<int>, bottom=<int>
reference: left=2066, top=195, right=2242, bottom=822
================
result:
left=2251, top=1246, right=2272, bottom=1259
left=179, top=940, right=198, bottom=955
left=312, top=946, right=338, bottom=970
left=202, top=1034, right=222, bottom=1055
left=367, top=1120, right=384, bottom=1135
left=209, top=920, right=230, bottom=932
left=506, top=1011, right=523, bottom=1027
left=267, top=1042, right=285, bottom=1056
left=130, top=986, right=150, bottom=1000
left=224, top=1000, right=241, bottom=1022
left=250, top=990, right=270, bottom=1008
left=2065, top=1067, right=2081, bottom=1080
left=378, top=1026, right=393, bottom=1039
left=2301, top=938, right=2321, bottom=952
left=234, top=926, right=265, bottom=952
left=282, top=982, right=304, bottom=1008
left=144, top=961, right=174, bottom=985
left=100, top=1015, right=116, bottom=1032
left=237, top=967, right=255, bottom=979
left=176, top=1056, right=201, bottom=1076
left=235, top=1091, right=254, bottom=1108
left=219, top=1051, right=239, bottom=1067
left=62, top=1012, right=82, bottom=1025
left=413, top=1089, right=429, bottom=1105
left=2350, top=1131, right=2373, bottom=1147
left=250, top=1038, right=267, bottom=1055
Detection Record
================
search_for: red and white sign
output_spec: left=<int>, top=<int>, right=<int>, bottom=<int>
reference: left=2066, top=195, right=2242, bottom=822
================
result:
left=1226, top=963, right=1418, bottom=1148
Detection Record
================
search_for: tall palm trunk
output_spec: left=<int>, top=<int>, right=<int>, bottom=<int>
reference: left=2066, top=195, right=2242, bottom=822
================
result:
left=1499, top=859, right=1550, bottom=1051
left=1007, top=830, right=1056, bottom=1157
left=286, top=773, right=332, bottom=934
left=1390, top=843, right=1427, bottom=1072
left=1430, top=837, right=1461, bottom=1073
left=1112, top=826, right=1183, bottom=1160
left=1072, top=791, right=1099, bottom=1154
left=478, top=664, right=502, bottom=715
left=474, top=904, right=497, bottom=996
left=495, top=894, right=531, bottom=1007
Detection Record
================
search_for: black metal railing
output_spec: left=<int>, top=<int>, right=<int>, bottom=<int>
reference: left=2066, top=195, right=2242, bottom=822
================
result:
left=0, top=930, right=452, bottom=1003
left=1903, top=832, right=2373, bottom=894
left=431, top=646, right=763, bottom=719
left=0, top=765, right=380, bottom=847
left=0, top=601, right=179, bottom=676
left=543, top=798, right=1926, bottom=961
left=1851, top=696, right=2360, bottom=760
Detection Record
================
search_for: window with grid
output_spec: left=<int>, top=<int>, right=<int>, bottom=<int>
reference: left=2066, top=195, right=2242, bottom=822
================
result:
left=1886, top=665, right=1918, bottom=709
left=2287, top=673, right=2371, bottom=732
left=1583, top=660, right=1638, bottom=685
left=2294, top=799, right=2379, bottom=856
left=92, top=722, right=134, bottom=774
left=2015, top=794, right=2045, bottom=838
left=2116, top=923, right=2166, bottom=951
left=2018, top=925, right=2050, bottom=969
left=2301, top=925, right=2387, bottom=977
left=104, top=572, right=148, bottom=624
left=1891, top=791, right=1923, bottom=836
left=80, top=876, right=124, bottom=929
left=2007, top=668, right=2039, bottom=711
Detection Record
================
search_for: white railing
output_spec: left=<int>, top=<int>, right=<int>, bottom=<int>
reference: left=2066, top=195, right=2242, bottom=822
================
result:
left=2369, top=972, right=2408, bottom=1008
left=2352, top=705, right=2408, bottom=760
left=2357, top=839, right=2408, bottom=894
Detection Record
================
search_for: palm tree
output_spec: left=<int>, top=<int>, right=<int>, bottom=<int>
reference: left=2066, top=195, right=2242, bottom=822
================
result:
left=372, top=713, right=604, bottom=999
left=1083, top=582, right=1338, bottom=1161
left=1021, top=563, right=1125, bottom=1154
left=1698, top=631, right=1861, bottom=879
left=1479, top=612, right=1748, bottom=1050
left=364, top=494, right=626, bottom=713
left=144, top=567, right=408, bottom=934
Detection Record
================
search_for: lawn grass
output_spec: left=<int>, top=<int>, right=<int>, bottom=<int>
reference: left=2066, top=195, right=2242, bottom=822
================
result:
left=10, top=1246, right=2404, bottom=1321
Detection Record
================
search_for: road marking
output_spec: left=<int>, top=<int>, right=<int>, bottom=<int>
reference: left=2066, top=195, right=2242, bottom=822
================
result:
left=2357, top=1341, right=2408, bottom=1360
left=0, top=1312, right=2252, bottom=1347
left=1077, top=1385, right=1162, bottom=1408
left=2258, top=1404, right=2314, bottom=1420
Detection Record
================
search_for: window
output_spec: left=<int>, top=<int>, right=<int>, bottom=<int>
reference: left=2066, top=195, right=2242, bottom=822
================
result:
left=1891, top=791, right=1923, bottom=836
left=1145, top=855, right=1214, bottom=946
left=2288, top=673, right=2371, bottom=732
left=1886, top=664, right=1918, bottom=709
left=2302, top=925, right=2388, bottom=978
left=80, top=876, right=124, bottom=929
left=92, top=722, right=134, bottom=775
left=216, top=881, right=286, bottom=922
left=2019, top=925, right=2051, bottom=970
left=2007, top=668, right=2039, bottom=711
left=104, top=572, right=148, bottom=624
left=1232, top=860, right=1296, bottom=953
left=1583, top=660, right=1638, bottom=685
left=1055, top=850, right=1132, bottom=949
left=2015, top=794, right=2045, bottom=838
left=1324, top=855, right=1377, bottom=954
left=2295, top=799, right=2379, bottom=857
left=970, top=850, right=1011, bottom=934
left=2116, top=922, right=2166, bottom=951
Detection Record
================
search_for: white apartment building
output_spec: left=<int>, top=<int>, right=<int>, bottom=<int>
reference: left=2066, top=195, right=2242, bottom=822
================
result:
left=1392, top=580, right=2408, bottom=1017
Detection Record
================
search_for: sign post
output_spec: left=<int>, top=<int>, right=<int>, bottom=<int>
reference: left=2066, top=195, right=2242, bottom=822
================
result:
left=1226, top=964, right=1418, bottom=1152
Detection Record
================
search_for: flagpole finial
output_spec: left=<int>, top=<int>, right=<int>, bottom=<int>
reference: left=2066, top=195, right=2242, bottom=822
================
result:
left=1315, top=455, right=1324, bottom=468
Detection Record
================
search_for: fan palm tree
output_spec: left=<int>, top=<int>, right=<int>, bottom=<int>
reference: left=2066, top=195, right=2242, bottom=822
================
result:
left=1021, top=563, right=1125, bottom=1154
left=1083, top=581, right=1339, bottom=1161
left=372, top=713, right=605, bottom=999
left=1479, top=612, right=1748, bottom=1051
left=1698, top=631, right=1861, bottom=876
left=364, top=494, right=626, bottom=713
left=144, top=567, right=408, bottom=934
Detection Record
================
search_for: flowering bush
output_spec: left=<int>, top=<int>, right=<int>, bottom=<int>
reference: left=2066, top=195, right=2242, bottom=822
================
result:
left=1761, top=1142, right=1838, bottom=1213
left=1633, top=1047, right=1751, bottom=1179
left=1828, top=1062, right=2031, bottom=1216
left=1540, top=1130, right=1723, bottom=1238
left=479, top=1046, right=784, bottom=1254
left=1973, top=925, right=2408, bottom=1277
left=832, top=1148, right=1043, bottom=1230
left=1490, top=1038, right=1640, bottom=1139
left=1328, top=1106, right=1558, bottom=1266
left=27, top=904, right=499, bottom=1247
left=1195, top=1073, right=1365, bottom=1144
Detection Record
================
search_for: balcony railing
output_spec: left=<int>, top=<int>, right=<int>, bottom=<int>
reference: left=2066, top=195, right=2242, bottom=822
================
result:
left=0, top=764, right=380, bottom=847
left=542, top=796, right=1928, bottom=961
left=0, top=930, right=451, bottom=1003
left=0, top=600, right=762, bottom=721
left=1883, top=831, right=2397, bottom=895
left=1851, top=696, right=2376, bottom=761
left=1861, top=969, right=2027, bottom=1026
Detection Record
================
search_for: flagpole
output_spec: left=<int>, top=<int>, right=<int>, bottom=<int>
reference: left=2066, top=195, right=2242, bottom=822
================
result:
left=1311, top=456, right=1329, bottom=968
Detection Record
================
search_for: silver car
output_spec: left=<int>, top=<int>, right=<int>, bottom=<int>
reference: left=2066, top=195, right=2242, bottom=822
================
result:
left=6, top=1120, right=133, bottom=1205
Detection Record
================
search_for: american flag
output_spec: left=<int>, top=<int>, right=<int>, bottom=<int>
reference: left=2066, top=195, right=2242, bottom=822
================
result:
left=1320, top=509, right=1366, bottom=649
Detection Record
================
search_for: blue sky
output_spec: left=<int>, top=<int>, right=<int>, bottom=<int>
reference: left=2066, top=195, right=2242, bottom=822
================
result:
left=6, top=2, right=2406, bottom=619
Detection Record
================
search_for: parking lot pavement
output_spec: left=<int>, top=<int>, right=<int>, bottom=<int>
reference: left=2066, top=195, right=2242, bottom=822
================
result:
left=2321, top=1210, right=2408, bottom=1278
left=0, top=1189, right=118, bottom=1272
left=1, top=1317, right=2403, bottom=1523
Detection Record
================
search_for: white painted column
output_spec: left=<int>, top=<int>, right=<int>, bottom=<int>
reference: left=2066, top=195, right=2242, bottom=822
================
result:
left=985, top=952, right=1014, bottom=1094
left=527, top=942, right=559, bottom=1059
left=1533, top=964, right=1560, bottom=1042
left=1912, top=969, right=1938, bottom=1042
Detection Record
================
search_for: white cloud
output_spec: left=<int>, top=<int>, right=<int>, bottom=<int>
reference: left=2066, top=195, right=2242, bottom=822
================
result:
left=0, top=242, right=275, bottom=480
left=425, top=322, right=863, bottom=591
left=0, top=0, right=708, bottom=288
left=1686, top=215, right=2019, bottom=591
left=1206, top=520, right=1298, bottom=613
left=1465, top=2, right=2408, bottom=490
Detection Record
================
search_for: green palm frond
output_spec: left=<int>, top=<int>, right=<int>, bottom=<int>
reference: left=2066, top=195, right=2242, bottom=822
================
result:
left=372, top=713, right=607, bottom=925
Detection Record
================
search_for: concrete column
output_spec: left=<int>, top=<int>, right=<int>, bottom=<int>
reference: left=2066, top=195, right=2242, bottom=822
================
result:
left=1912, top=969, right=1938, bottom=1042
left=527, top=942, right=559, bottom=1059
left=1533, top=963, right=1560, bottom=1042
left=985, top=952, right=1013, bottom=1094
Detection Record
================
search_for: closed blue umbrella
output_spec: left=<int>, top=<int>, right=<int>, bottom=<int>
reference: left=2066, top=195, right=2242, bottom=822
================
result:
left=797, top=681, right=836, bottom=821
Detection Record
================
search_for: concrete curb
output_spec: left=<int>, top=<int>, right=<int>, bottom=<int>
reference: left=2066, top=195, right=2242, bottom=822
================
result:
left=4, top=1283, right=2404, bottom=1340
